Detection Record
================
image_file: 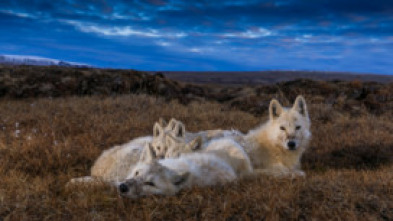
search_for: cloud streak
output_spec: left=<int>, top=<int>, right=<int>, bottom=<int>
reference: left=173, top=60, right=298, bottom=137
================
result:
left=63, top=20, right=187, bottom=38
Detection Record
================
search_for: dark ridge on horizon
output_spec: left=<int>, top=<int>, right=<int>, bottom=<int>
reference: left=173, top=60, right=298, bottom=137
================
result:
left=1, top=65, right=393, bottom=117
left=159, top=70, right=393, bottom=85
left=2, top=64, right=393, bottom=85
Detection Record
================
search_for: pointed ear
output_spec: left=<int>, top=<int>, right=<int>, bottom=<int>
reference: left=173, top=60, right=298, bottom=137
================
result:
left=166, top=118, right=177, bottom=130
left=140, top=143, right=156, bottom=162
left=185, top=136, right=202, bottom=151
left=293, top=95, right=308, bottom=117
left=172, top=121, right=185, bottom=138
left=158, top=118, right=167, bottom=128
left=153, top=122, right=164, bottom=137
left=172, top=172, right=189, bottom=186
left=269, top=99, right=283, bottom=120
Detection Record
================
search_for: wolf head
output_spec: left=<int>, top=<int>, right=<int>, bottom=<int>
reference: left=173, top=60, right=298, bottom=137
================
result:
left=268, top=95, right=311, bottom=152
left=165, top=134, right=202, bottom=158
left=118, top=143, right=189, bottom=198
left=150, top=118, right=186, bottom=159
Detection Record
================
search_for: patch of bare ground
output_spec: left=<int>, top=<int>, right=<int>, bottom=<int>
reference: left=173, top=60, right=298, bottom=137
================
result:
left=0, top=95, right=392, bottom=220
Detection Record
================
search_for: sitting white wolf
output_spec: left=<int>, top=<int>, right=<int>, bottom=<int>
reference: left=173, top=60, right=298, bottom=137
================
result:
left=236, top=95, right=312, bottom=177
left=164, top=95, right=311, bottom=178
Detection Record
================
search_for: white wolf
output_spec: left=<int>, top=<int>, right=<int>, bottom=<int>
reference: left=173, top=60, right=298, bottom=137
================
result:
left=67, top=118, right=188, bottom=186
left=166, top=118, right=243, bottom=148
left=149, top=118, right=186, bottom=159
left=164, top=133, right=203, bottom=158
left=202, top=137, right=253, bottom=177
left=164, top=134, right=252, bottom=177
left=118, top=141, right=237, bottom=198
left=236, top=95, right=311, bottom=177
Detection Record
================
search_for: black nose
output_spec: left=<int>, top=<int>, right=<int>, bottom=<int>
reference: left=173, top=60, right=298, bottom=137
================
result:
left=287, top=141, right=296, bottom=150
left=119, top=183, right=129, bottom=193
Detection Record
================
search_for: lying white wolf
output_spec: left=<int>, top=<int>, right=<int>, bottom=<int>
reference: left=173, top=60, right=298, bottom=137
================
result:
left=119, top=128, right=253, bottom=198
left=202, top=137, right=253, bottom=177
left=172, top=119, right=243, bottom=146
left=68, top=118, right=188, bottom=186
left=164, top=134, right=253, bottom=177
left=118, top=140, right=238, bottom=198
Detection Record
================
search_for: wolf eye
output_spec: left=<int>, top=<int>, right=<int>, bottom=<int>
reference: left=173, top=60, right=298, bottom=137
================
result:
left=295, top=126, right=301, bottom=130
left=280, top=126, right=285, bottom=131
left=157, top=146, right=161, bottom=151
left=144, top=181, right=155, bottom=187
left=134, top=171, right=139, bottom=176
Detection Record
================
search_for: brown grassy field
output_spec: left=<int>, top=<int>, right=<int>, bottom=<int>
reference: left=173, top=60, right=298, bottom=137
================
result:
left=0, top=93, right=392, bottom=220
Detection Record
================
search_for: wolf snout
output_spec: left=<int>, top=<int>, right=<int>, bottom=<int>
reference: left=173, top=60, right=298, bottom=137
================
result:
left=287, top=141, right=296, bottom=150
left=119, top=183, right=129, bottom=193
left=118, top=179, right=141, bottom=196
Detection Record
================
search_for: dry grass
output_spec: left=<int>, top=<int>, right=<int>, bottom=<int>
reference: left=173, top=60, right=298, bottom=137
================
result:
left=0, top=95, right=392, bottom=220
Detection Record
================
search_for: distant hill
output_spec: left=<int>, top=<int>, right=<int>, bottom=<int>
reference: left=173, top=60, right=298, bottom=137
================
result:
left=0, top=65, right=392, bottom=116
left=0, top=55, right=91, bottom=68
left=159, top=71, right=393, bottom=85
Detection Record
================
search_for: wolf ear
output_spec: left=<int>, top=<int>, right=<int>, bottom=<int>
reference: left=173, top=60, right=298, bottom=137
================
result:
left=293, top=95, right=308, bottom=117
left=140, top=143, right=157, bottom=162
left=185, top=136, right=202, bottom=151
left=269, top=99, right=283, bottom=120
left=166, top=118, right=178, bottom=130
left=172, top=172, right=189, bottom=186
left=158, top=118, right=167, bottom=128
left=153, top=122, right=164, bottom=137
left=172, top=121, right=185, bottom=138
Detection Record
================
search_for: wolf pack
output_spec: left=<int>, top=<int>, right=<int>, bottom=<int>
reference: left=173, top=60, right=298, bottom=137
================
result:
left=68, top=95, right=311, bottom=199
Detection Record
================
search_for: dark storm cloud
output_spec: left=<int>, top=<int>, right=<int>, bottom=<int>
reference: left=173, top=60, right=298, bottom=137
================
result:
left=0, top=0, right=392, bottom=73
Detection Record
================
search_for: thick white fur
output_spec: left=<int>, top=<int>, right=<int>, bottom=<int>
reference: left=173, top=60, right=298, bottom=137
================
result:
left=185, top=129, right=243, bottom=147
left=164, top=134, right=202, bottom=158
left=236, top=95, right=311, bottom=177
left=68, top=136, right=152, bottom=186
left=67, top=119, right=187, bottom=186
left=163, top=125, right=252, bottom=177
left=119, top=144, right=237, bottom=198
left=200, top=137, right=253, bottom=177
left=150, top=118, right=185, bottom=159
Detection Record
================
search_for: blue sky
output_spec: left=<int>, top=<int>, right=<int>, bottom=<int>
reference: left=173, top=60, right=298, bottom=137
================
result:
left=0, top=0, right=392, bottom=74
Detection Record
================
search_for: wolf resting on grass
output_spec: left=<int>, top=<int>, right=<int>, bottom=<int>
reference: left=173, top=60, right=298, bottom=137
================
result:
left=162, top=95, right=311, bottom=178
left=67, top=118, right=190, bottom=186
left=118, top=127, right=253, bottom=198
left=237, top=95, right=311, bottom=177
left=118, top=138, right=247, bottom=198
left=165, top=134, right=253, bottom=176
